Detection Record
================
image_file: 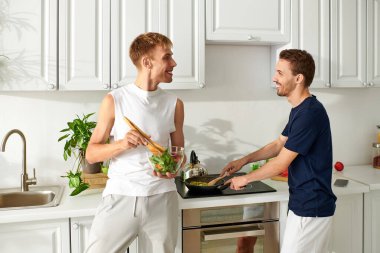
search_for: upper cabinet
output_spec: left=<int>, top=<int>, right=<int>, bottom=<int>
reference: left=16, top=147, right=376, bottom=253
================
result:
left=0, top=0, right=57, bottom=91
left=0, top=0, right=204, bottom=91
left=206, top=0, right=291, bottom=44
left=58, top=0, right=110, bottom=91
left=110, top=0, right=205, bottom=90
left=272, top=0, right=380, bottom=88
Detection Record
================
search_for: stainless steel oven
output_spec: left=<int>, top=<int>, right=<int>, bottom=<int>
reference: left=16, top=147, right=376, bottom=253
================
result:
left=182, top=202, right=279, bottom=253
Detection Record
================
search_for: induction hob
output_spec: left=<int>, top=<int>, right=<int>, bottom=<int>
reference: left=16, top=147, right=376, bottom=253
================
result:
left=176, top=173, right=276, bottom=199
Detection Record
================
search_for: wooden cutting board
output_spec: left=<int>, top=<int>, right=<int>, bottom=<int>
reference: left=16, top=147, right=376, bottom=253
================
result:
left=81, top=172, right=108, bottom=189
left=271, top=175, right=288, bottom=182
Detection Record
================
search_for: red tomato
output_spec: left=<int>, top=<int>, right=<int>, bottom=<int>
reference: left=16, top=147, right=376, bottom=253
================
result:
left=280, top=169, right=288, bottom=177
left=334, top=161, right=344, bottom=171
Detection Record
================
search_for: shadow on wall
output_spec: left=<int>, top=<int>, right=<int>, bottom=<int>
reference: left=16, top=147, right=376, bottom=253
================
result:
left=184, top=118, right=260, bottom=172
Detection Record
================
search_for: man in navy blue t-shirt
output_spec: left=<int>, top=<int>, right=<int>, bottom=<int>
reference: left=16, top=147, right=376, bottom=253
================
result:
left=221, top=49, right=336, bottom=253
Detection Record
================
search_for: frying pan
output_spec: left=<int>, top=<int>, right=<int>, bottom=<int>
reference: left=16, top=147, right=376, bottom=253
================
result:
left=184, top=175, right=230, bottom=193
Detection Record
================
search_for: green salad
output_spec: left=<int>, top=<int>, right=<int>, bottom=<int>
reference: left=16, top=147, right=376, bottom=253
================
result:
left=149, top=149, right=181, bottom=174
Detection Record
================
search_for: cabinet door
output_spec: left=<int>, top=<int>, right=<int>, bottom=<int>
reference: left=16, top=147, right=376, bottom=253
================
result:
left=59, top=0, right=110, bottom=91
left=0, top=219, right=70, bottom=253
left=329, top=194, right=363, bottom=253
left=331, top=0, right=366, bottom=87
left=367, top=0, right=380, bottom=87
left=206, top=0, right=290, bottom=44
left=70, top=216, right=138, bottom=253
left=0, top=0, right=57, bottom=91
left=111, top=0, right=205, bottom=89
left=297, top=0, right=330, bottom=88
left=364, top=190, right=380, bottom=253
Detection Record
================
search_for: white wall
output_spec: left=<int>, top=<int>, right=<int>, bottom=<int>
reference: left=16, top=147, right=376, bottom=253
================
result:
left=0, top=44, right=379, bottom=188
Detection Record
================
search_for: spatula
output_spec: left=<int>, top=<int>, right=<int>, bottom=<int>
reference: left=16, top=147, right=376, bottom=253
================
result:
left=123, top=116, right=166, bottom=155
left=207, top=172, right=229, bottom=186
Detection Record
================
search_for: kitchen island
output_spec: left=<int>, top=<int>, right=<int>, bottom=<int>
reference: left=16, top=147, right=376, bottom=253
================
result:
left=0, top=172, right=370, bottom=253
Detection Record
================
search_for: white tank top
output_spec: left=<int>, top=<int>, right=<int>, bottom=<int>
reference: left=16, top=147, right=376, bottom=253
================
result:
left=103, top=83, right=178, bottom=197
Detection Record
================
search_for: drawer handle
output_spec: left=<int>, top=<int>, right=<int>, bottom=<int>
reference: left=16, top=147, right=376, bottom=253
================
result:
left=202, top=227, right=265, bottom=241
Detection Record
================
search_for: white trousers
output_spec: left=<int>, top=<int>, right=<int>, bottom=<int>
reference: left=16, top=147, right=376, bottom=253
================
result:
left=85, top=191, right=179, bottom=253
left=281, top=210, right=333, bottom=253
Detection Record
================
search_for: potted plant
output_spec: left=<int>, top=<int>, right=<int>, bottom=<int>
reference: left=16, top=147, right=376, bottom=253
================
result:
left=58, top=112, right=100, bottom=174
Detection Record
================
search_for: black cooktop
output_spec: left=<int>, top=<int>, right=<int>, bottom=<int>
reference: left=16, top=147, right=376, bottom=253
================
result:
left=176, top=173, right=276, bottom=199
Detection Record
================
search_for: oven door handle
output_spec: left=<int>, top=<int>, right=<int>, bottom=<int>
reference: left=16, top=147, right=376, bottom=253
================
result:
left=202, top=226, right=265, bottom=241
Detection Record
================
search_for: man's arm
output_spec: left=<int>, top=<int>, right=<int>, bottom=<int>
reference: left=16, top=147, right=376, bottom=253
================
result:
left=86, top=94, right=147, bottom=164
left=229, top=146, right=298, bottom=190
left=220, top=135, right=288, bottom=175
left=170, top=99, right=185, bottom=148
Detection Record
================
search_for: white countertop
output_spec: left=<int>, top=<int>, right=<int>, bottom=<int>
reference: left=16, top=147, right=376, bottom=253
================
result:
left=338, top=164, right=380, bottom=190
left=0, top=173, right=369, bottom=224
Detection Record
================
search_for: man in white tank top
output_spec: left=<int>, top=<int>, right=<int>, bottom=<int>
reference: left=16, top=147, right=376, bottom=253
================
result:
left=85, top=33, right=185, bottom=253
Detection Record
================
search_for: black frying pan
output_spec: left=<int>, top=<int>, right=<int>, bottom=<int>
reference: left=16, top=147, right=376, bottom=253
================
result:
left=184, top=175, right=230, bottom=193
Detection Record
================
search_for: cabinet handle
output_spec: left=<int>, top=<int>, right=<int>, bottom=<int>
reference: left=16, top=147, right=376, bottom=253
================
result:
left=72, top=223, right=79, bottom=230
left=112, top=83, right=119, bottom=89
left=48, top=83, right=56, bottom=90
left=247, top=35, right=260, bottom=41
left=103, top=84, right=109, bottom=89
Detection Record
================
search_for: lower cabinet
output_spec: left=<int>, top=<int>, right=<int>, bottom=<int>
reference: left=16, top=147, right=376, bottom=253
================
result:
left=364, top=190, right=380, bottom=253
left=329, top=193, right=363, bottom=253
left=70, top=216, right=138, bottom=253
left=0, top=218, right=71, bottom=253
left=0, top=216, right=138, bottom=253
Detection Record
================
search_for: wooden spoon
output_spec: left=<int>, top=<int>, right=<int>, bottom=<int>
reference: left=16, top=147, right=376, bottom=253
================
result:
left=207, top=172, right=229, bottom=186
left=123, top=116, right=166, bottom=155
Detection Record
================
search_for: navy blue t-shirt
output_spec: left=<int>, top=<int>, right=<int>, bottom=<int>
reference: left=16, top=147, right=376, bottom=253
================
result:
left=282, top=95, right=336, bottom=217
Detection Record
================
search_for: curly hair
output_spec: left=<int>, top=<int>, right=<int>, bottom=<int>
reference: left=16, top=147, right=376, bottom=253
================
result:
left=279, top=49, right=315, bottom=87
left=129, top=32, right=173, bottom=67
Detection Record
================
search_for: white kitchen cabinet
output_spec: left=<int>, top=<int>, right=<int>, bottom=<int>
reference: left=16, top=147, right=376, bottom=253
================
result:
left=330, top=0, right=367, bottom=88
left=58, top=0, right=110, bottom=91
left=0, top=0, right=57, bottom=91
left=367, top=0, right=380, bottom=87
left=0, top=218, right=70, bottom=253
left=206, top=0, right=290, bottom=44
left=111, top=0, right=205, bottom=90
left=70, top=216, right=138, bottom=253
left=364, top=190, right=380, bottom=253
left=329, top=193, right=364, bottom=253
left=272, top=0, right=380, bottom=88
left=59, top=0, right=204, bottom=91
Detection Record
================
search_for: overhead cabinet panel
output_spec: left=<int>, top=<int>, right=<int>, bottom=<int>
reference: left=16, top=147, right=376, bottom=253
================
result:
left=59, top=0, right=110, bottom=91
left=206, top=0, right=290, bottom=44
left=330, top=0, right=366, bottom=87
left=0, top=0, right=57, bottom=91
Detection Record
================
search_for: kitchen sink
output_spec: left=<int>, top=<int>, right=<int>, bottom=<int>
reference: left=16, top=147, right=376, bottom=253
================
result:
left=0, top=185, right=64, bottom=210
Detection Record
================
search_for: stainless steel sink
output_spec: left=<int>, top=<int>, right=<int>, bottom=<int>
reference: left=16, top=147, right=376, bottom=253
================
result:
left=0, top=185, right=64, bottom=210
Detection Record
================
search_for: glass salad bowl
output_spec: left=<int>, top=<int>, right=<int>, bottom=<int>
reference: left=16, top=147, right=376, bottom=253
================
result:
left=148, top=146, right=185, bottom=175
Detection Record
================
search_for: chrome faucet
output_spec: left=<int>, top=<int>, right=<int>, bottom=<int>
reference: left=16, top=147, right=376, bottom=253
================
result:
left=1, top=129, right=37, bottom=191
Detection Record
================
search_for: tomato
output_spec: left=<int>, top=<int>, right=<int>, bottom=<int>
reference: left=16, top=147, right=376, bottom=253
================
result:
left=280, top=169, right=288, bottom=177
left=334, top=161, right=344, bottom=171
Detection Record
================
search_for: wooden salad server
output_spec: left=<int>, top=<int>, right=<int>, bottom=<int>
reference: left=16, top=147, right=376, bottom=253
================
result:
left=123, top=116, right=166, bottom=155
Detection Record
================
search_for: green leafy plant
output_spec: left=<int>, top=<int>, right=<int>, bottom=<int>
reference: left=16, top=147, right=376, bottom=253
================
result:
left=58, top=113, right=96, bottom=171
left=61, top=169, right=90, bottom=196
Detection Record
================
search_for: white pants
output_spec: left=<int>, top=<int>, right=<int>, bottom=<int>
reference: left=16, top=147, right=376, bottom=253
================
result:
left=281, top=210, right=333, bottom=253
left=85, top=191, right=179, bottom=253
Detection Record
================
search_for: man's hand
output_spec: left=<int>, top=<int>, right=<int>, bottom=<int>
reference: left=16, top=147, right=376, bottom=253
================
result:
left=153, top=170, right=177, bottom=179
left=227, top=175, right=249, bottom=190
left=121, top=129, right=148, bottom=149
left=220, top=158, right=246, bottom=176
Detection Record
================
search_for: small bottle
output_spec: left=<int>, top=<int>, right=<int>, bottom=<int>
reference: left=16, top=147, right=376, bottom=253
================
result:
left=373, top=143, right=380, bottom=169
left=377, top=125, right=380, bottom=143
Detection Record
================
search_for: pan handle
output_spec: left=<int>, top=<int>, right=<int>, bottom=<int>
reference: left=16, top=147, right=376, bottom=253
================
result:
left=217, top=182, right=231, bottom=191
